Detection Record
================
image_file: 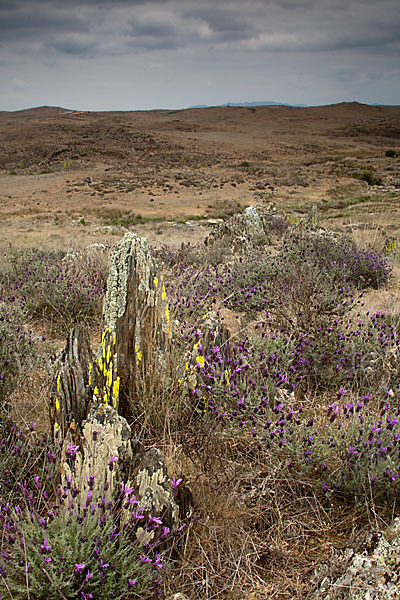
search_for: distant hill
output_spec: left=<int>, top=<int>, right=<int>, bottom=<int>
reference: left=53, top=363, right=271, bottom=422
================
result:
left=188, top=101, right=308, bottom=109
left=0, top=105, right=71, bottom=121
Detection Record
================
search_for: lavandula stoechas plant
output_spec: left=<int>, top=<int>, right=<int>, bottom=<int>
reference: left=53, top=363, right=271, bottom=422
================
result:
left=0, top=299, right=36, bottom=406
left=1, top=248, right=105, bottom=333
left=0, top=436, right=177, bottom=599
left=164, top=225, right=398, bottom=503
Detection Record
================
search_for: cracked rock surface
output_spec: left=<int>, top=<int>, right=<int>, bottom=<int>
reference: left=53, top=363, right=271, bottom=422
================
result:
left=312, top=519, right=400, bottom=599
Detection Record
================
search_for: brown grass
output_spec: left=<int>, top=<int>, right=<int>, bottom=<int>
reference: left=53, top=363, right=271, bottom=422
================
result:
left=160, top=430, right=382, bottom=599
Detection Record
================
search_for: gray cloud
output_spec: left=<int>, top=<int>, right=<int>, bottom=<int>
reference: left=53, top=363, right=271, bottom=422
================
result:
left=182, top=5, right=256, bottom=42
left=0, top=4, right=86, bottom=42
left=1, top=0, right=399, bottom=56
left=125, top=13, right=185, bottom=50
left=46, top=35, right=99, bottom=56
left=0, top=0, right=399, bottom=109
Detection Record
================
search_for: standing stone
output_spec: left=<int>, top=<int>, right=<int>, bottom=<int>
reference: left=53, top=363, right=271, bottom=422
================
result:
left=102, top=232, right=171, bottom=417
left=49, top=234, right=183, bottom=538
left=61, top=404, right=135, bottom=508
left=49, top=324, right=95, bottom=438
left=205, top=201, right=280, bottom=250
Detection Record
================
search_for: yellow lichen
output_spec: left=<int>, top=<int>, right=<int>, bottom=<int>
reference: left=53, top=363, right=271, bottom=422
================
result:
left=196, top=355, right=205, bottom=368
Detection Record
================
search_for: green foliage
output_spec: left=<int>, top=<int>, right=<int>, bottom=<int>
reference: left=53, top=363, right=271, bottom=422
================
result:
left=385, top=149, right=398, bottom=157
left=357, top=171, right=383, bottom=186
left=2, top=498, right=156, bottom=600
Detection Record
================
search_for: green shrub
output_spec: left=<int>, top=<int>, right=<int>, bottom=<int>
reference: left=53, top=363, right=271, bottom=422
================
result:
left=0, top=434, right=172, bottom=599
left=357, top=171, right=383, bottom=186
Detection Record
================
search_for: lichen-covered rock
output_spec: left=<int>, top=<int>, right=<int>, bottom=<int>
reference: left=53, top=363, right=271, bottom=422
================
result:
left=131, top=447, right=180, bottom=536
left=382, top=233, right=399, bottom=256
left=312, top=519, right=400, bottom=599
left=102, top=232, right=171, bottom=415
left=205, top=201, right=284, bottom=251
left=61, top=404, right=180, bottom=537
left=51, top=235, right=182, bottom=539
left=61, top=404, right=137, bottom=508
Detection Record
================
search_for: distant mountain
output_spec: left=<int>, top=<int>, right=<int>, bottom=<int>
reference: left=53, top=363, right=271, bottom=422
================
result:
left=188, top=101, right=308, bottom=109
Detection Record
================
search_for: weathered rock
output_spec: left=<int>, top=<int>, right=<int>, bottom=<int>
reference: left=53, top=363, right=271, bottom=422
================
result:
left=60, top=404, right=179, bottom=537
left=102, top=232, right=171, bottom=416
left=131, top=447, right=180, bottom=537
left=205, top=201, right=286, bottom=250
left=61, top=403, right=136, bottom=507
left=50, top=235, right=181, bottom=538
left=311, top=519, right=400, bottom=599
left=382, top=233, right=399, bottom=256
left=49, top=324, right=95, bottom=438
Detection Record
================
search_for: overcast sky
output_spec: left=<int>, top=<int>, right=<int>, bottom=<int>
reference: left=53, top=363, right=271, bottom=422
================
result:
left=1, top=0, right=399, bottom=111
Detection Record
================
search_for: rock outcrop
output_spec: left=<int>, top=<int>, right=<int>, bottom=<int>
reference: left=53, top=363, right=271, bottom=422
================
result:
left=102, top=232, right=171, bottom=416
left=50, top=233, right=180, bottom=535
left=312, top=519, right=400, bottom=599
left=205, top=201, right=286, bottom=250
left=60, top=404, right=179, bottom=537
left=49, top=324, right=95, bottom=437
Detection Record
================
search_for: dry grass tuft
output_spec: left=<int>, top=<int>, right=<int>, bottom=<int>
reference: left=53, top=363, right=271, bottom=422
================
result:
left=10, top=360, right=52, bottom=433
left=160, top=429, right=381, bottom=599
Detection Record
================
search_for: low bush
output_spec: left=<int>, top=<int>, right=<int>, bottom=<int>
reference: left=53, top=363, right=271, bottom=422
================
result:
left=0, top=421, right=44, bottom=506
left=165, top=226, right=398, bottom=506
left=165, top=230, right=391, bottom=331
left=0, top=300, right=36, bottom=406
left=357, top=171, right=383, bottom=186
left=183, top=323, right=400, bottom=503
left=0, top=433, right=180, bottom=599
left=1, top=248, right=106, bottom=333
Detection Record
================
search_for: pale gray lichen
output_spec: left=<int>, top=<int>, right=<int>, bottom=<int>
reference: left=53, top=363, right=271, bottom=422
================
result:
left=103, top=233, right=155, bottom=331
left=135, top=450, right=178, bottom=519
left=313, top=519, right=400, bottom=600
left=103, top=234, right=133, bottom=331
left=61, top=405, right=134, bottom=508
left=205, top=201, right=279, bottom=250
left=244, top=205, right=262, bottom=230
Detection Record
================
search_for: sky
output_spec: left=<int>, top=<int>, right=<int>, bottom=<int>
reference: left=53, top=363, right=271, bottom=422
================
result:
left=0, top=0, right=399, bottom=111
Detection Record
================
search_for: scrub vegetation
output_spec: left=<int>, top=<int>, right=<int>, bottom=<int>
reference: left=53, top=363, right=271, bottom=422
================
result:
left=0, top=206, right=399, bottom=599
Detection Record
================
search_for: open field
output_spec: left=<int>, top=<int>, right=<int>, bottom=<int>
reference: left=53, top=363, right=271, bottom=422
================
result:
left=1, top=102, right=400, bottom=251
